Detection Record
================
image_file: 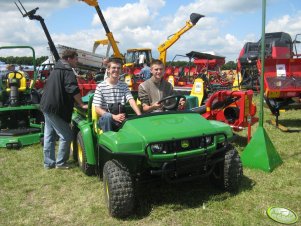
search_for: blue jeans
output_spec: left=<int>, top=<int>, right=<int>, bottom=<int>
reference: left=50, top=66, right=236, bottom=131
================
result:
left=43, top=112, right=73, bottom=168
left=98, top=112, right=113, bottom=132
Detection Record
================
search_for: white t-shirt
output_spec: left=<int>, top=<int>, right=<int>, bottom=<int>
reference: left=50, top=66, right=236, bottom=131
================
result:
left=138, top=54, right=146, bottom=64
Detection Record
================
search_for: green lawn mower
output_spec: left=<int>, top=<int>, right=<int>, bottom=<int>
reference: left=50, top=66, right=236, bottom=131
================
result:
left=71, top=94, right=243, bottom=218
left=0, top=46, right=44, bottom=149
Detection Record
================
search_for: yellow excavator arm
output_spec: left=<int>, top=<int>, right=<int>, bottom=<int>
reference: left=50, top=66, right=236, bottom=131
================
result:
left=158, top=13, right=204, bottom=64
left=80, top=0, right=124, bottom=60
left=81, top=0, right=98, bottom=7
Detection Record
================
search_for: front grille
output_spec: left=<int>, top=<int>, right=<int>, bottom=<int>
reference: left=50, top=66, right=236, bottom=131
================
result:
left=147, top=135, right=214, bottom=155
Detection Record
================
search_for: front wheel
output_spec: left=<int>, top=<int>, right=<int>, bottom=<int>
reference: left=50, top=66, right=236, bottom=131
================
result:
left=103, top=160, right=135, bottom=218
left=210, top=145, right=243, bottom=193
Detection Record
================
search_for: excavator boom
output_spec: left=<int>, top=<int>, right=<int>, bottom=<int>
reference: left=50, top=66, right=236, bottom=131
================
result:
left=15, top=0, right=60, bottom=62
left=81, top=0, right=124, bottom=60
left=158, top=13, right=204, bottom=64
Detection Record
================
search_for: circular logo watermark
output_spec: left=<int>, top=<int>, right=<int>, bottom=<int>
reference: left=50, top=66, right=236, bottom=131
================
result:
left=267, top=207, right=298, bottom=224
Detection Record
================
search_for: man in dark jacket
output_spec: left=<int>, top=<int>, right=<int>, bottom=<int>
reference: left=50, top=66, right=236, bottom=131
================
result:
left=40, top=50, right=87, bottom=169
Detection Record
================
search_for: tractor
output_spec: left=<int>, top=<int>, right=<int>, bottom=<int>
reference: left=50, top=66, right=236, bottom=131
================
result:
left=0, top=46, right=44, bottom=149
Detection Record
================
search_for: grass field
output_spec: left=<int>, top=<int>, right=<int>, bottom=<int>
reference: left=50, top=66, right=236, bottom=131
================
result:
left=1, top=95, right=301, bottom=226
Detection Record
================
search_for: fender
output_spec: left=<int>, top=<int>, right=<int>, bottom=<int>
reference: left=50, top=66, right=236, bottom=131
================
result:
left=79, top=122, right=96, bottom=165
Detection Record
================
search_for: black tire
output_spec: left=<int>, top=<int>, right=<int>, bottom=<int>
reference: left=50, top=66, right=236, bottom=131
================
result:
left=77, top=132, right=94, bottom=176
left=210, top=145, right=243, bottom=193
left=103, top=160, right=135, bottom=218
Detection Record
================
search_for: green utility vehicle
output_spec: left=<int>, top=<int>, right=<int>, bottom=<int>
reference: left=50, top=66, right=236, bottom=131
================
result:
left=71, top=94, right=243, bottom=218
left=0, top=46, right=44, bottom=149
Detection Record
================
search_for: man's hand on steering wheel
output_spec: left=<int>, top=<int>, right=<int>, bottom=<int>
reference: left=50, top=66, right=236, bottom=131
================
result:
left=157, top=95, right=186, bottom=111
left=178, top=97, right=186, bottom=110
left=151, top=102, right=163, bottom=111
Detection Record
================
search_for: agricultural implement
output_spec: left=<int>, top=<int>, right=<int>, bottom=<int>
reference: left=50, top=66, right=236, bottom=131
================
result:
left=262, top=34, right=301, bottom=130
left=190, top=90, right=258, bottom=142
left=167, top=51, right=231, bottom=97
left=237, top=32, right=301, bottom=130
left=0, top=46, right=44, bottom=149
left=235, top=42, right=260, bottom=91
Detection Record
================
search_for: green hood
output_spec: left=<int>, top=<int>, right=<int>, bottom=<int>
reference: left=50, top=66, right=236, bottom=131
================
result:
left=99, top=112, right=232, bottom=154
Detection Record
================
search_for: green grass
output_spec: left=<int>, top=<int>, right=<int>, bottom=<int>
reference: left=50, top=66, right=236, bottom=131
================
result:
left=1, top=96, right=301, bottom=226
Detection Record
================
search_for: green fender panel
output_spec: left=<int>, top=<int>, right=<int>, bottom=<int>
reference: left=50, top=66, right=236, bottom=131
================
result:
left=80, top=124, right=96, bottom=165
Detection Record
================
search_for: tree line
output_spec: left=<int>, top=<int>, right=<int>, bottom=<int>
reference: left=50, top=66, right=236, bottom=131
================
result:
left=0, top=56, right=48, bottom=66
left=166, top=60, right=237, bottom=70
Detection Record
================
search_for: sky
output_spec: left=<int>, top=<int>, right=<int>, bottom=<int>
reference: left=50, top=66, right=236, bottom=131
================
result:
left=0, top=0, right=300, bottom=62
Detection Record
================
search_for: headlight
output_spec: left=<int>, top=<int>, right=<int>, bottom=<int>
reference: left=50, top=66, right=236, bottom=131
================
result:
left=199, top=136, right=214, bottom=148
left=150, top=144, right=164, bottom=154
left=205, top=136, right=213, bottom=145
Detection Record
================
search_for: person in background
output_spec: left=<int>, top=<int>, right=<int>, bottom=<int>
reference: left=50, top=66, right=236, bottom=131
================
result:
left=0, top=64, right=15, bottom=91
left=138, top=53, right=146, bottom=67
left=139, top=63, right=151, bottom=80
left=93, top=58, right=141, bottom=132
left=6, top=64, right=16, bottom=72
left=40, top=49, right=88, bottom=170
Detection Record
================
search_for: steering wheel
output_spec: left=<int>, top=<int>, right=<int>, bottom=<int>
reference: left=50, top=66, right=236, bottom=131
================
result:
left=157, top=95, right=186, bottom=111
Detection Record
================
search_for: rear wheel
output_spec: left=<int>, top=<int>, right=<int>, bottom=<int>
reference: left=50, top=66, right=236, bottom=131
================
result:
left=103, top=160, right=135, bottom=218
left=77, top=132, right=94, bottom=176
left=210, top=144, right=243, bottom=193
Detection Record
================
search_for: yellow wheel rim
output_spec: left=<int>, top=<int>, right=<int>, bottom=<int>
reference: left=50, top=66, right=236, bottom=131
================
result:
left=70, top=142, right=73, bottom=156
left=105, top=178, right=110, bottom=207
left=77, top=142, right=83, bottom=166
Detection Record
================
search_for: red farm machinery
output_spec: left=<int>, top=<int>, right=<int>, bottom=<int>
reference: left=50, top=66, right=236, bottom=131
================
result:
left=236, top=32, right=301, bottom=130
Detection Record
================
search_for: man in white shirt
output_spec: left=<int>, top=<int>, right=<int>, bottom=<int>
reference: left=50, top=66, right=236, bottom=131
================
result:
left=93, top=58, right=141, bottom=132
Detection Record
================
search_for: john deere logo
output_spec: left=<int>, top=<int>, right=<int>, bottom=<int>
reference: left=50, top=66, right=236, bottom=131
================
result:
left=181, top=140, right=189, bottom=148
left=267, top=207, right=298, bottom=224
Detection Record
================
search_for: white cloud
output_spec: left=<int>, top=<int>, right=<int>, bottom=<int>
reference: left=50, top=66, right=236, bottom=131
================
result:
left=92, top=0, right=165, bottom=30
left=0, top=0, right=76, bottom=56
left=266, top=12, right=301, bottom=38
left=0, top=0, right=299, bottom=63
left=177, top=0, right=260, bottom=15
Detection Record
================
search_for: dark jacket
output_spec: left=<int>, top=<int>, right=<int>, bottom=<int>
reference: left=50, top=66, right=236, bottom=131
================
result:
left=40, top=59, right=80, bottom=123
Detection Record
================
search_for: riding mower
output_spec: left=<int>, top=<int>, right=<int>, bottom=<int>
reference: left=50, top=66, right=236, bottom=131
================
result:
left=71, top=94, right=243, bottom=218
left=0, top=46, right=44, bottom=149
